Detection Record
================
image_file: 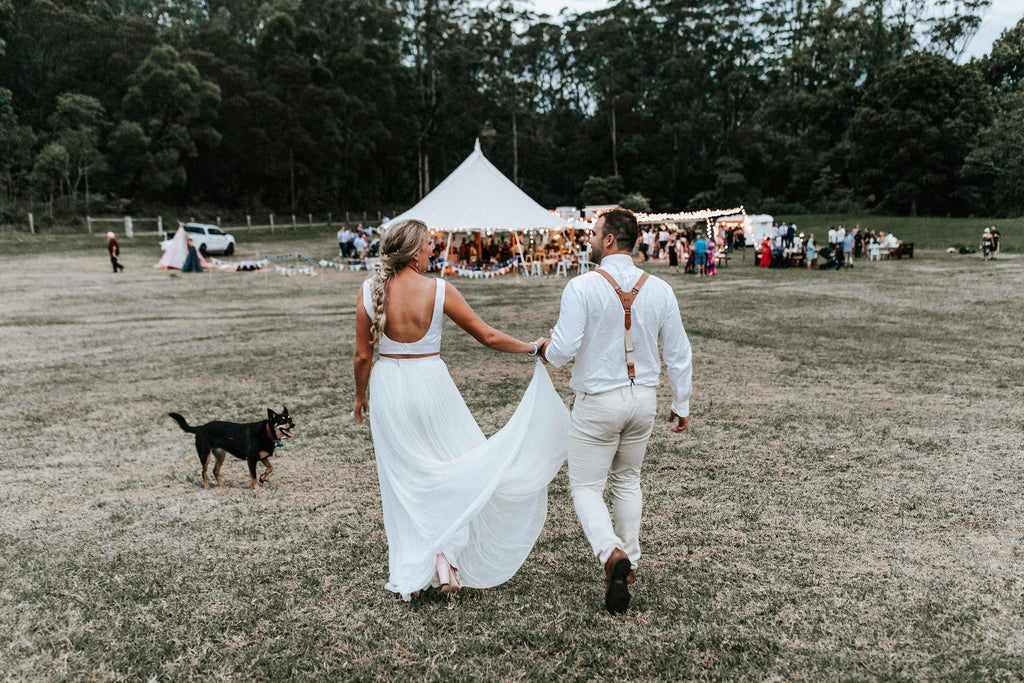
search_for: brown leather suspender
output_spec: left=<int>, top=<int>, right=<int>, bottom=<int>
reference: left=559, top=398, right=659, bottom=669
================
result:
left=595, top=269, right=650, bottom=381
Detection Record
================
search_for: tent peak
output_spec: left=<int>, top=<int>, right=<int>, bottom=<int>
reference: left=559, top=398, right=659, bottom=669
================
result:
left=474, top=138, right=481, bottom=153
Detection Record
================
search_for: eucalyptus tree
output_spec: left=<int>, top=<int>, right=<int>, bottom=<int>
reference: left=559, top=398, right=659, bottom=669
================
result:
left=0, top=87, right=36, bottom=209
left=964, top=18, right=1024, bottom=216
left=48, top=93, right=107, bottom=212
left=397, top=0, right=486, bottom=199
left=120, top=43, right=221, bottom=197
left=847, top=51, right=991, bottom=215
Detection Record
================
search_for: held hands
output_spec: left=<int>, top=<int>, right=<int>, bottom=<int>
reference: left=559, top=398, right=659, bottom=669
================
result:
left=669, top=410, right=689, bottom=433
left=353, top=396, right=369, bottom=424
left=531, top=337, right=549, bottom=357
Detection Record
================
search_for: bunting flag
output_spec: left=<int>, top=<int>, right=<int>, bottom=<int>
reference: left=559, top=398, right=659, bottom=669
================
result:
left=433, top=257, right=521, bottom=278
left=257, top=252, right=375, bottom=273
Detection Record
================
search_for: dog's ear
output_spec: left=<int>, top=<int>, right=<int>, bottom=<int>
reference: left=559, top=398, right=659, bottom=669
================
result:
left=267, top=408, right=278, bottom=421
left=282, top=405, right=289, bottom=416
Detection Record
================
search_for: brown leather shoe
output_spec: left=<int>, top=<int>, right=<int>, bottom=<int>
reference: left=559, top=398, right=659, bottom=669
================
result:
left=604, top=548, right=631, bottom=614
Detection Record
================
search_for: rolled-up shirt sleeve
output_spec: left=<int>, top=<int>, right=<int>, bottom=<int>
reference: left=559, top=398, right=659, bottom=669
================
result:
left=545, top=281, right=586, bottom=368
left=659, top=295, right=693, bottom=417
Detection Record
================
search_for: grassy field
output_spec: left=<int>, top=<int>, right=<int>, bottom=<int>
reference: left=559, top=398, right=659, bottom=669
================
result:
left=2, top=241, right=1023, bottom=680
left=776, top=214, right=1024, bottom=252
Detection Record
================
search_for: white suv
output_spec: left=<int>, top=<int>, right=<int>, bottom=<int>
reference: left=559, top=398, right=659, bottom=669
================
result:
left=163, top=223, right=236, bottom=255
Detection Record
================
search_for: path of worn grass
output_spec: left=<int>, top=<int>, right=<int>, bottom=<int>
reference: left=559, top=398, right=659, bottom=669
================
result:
left=1, top=244, right=1023, bottom=680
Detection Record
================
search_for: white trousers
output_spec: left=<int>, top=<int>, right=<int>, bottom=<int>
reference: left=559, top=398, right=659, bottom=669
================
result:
left=568, top=384, right=657, bottom=567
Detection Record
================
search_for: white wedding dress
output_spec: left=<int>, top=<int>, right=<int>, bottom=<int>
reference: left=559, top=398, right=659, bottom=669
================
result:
left=362, top=279, right=569, bottom=600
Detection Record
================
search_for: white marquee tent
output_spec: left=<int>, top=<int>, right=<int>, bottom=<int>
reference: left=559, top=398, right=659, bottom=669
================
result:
left=389, top=139, right=567, bottom=233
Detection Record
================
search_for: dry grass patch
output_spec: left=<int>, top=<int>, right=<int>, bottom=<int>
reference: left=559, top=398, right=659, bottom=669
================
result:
left=2, top=243, right=1024, bottom=680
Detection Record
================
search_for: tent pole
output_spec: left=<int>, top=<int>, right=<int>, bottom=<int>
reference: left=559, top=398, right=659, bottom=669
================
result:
left=440, top=231, right=453, bottom=279
left=513, top=230, right=528, bottom=277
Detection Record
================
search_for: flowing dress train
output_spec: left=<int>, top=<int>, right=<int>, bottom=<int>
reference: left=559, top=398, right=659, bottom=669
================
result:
left=363, top=279, right=569, bottom=600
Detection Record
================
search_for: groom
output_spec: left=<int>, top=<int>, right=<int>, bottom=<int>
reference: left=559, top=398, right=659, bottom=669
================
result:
left=541, top=208, right=693, bottom=614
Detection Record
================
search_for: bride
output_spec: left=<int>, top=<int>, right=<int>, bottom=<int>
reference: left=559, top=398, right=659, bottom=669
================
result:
left=353, top=219, right=569, bottom=601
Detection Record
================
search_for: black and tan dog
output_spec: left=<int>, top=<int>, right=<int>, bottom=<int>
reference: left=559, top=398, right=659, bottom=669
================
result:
left=169, top=408, right=295, bottom=489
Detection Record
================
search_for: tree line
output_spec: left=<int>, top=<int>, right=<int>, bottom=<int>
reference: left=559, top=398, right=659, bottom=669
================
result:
left=2, top=0, right=1024, bottom=226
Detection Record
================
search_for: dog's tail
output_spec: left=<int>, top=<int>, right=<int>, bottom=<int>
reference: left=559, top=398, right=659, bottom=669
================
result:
left=168, top=412, right=196, bottom=433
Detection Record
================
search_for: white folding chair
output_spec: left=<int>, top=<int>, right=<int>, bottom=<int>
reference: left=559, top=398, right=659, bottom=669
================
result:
left=555, top=260, right=568, bottom=278
left=529, top=261, right=542, bottom=277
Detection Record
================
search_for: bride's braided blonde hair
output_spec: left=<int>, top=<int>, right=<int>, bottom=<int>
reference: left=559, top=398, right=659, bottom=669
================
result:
left=369, top=219, right=429, bottom=343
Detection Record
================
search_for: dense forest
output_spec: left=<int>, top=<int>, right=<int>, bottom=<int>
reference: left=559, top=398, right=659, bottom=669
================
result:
left=2, top=0, right=1024, bottom=225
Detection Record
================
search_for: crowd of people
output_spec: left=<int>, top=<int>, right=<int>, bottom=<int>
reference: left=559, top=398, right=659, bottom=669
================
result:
left=629, top=222, right=907, bottom=274
left=634, top=224, right=744, bottom=277
left=333, top=218, right=914, bottom=276
left=337, top=223, right=383, bottom=262
left=755, top=223, right=903, bottom=270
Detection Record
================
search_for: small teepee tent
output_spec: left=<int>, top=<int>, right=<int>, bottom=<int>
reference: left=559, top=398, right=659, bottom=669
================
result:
left=157, top=226, right=213, bottom=270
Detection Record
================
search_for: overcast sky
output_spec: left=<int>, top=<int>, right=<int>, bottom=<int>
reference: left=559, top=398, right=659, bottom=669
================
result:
left=526, top=0, right=1023, bottom=61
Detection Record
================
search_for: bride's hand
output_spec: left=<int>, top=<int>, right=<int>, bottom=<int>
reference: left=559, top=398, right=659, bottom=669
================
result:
left=353, top=396, right=369, bottom=424
left=534, top=337, right=550, bottom=360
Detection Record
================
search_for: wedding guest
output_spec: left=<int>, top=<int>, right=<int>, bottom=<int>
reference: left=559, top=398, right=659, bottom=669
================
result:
left=805, top=234, right=817, bottom=270
left=182, top=237, right=203, bottom=272
left=982, top=228, right=994, bottom=262
left=990, top=226, right=1001, bottom=256
left=868, top=233, right=882, bottom=261
left=340, top=227, right=355, bottom=257
left=658, top=226, right=670, bottom=257
left=106, top=232, right=124, bottom=273
left=668, top=236, right=679, bottom=273
left=641, top=228, right=654, bottom=261
left=843, top=231, right=855, bottom=267
left=694, top=232, right=708, bottom=276
left=353, top=232, right=369, bottom=261
left=828, top=226, right=837, bottom=246
left=759, top=236, right=772, bottom=267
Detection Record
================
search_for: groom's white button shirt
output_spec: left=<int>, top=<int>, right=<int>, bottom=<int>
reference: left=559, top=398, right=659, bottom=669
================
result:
left=545, top=254, right=693, bottom=417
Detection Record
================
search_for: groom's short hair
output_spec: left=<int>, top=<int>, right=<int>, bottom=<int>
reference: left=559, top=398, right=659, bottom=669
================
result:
left=600, top=208, right=638, bottom=250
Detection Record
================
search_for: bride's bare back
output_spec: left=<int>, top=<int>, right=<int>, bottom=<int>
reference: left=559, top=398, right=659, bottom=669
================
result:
left=382, top=271, right=436, bottom=342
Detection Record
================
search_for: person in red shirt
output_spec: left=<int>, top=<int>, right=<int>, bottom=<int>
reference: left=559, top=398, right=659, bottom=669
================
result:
left=759, top=237, right=772, bottom=267
left=107, top=232, right=124, bottom=273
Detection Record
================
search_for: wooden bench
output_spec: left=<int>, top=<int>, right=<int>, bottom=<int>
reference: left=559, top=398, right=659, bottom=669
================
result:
left=889, top=242, right=914, bottom=259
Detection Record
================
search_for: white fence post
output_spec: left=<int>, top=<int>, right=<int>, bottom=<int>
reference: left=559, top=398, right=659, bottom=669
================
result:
left=246, top=215, right=251, bottom=228
left=308, top=213, right=312, bottom=225
left=270, top=214, right=274, bottom=232
left=291, top=214, right=296, bottom=227
left=124, top=216, right=133, bottom=238
left=86, top=216, right=93, bottom=235
left=328, top=212, right=332, bottom=224
left=28, top=212, right=34, bottom=234
left=157, top=216, right=163, bottom=237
